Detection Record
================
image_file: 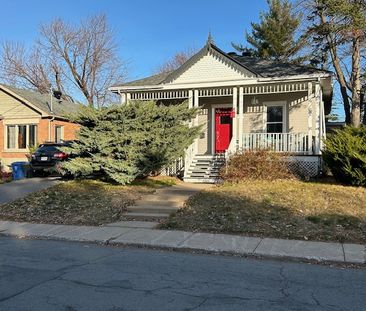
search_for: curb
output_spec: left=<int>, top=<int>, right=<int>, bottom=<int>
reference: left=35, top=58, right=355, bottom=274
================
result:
left=0, top=220, right=365, bottom=266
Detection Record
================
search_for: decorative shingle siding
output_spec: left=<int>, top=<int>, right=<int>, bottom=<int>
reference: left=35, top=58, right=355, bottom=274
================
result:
left=170, top=52, right=254, bottom=84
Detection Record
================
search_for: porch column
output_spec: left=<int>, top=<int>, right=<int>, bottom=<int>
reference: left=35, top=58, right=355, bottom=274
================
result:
left=188, top=90, right=193, bottom=127
left=307, top=83, right=313, bottom=155
left=315, top=83, right=321, bottom=155
left=194, top=89, right=199, bottom=154
left=238, top=87, right=244, bottom=150
left=126, top=93, right=131, bottom=103
left=120, top=92, right=127, bottom=105
left=232, top=87, right=238, bottom=151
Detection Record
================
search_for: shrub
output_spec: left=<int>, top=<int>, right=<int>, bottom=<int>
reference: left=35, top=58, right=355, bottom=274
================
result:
left=62, top=101, right=201, bottom=185
left=323, top=126, right=366, bottom=186
left=220, top=149, right=295, bottom=182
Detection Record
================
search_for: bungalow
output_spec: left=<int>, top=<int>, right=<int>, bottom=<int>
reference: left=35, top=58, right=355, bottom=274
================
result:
left=0, top=84, right=80, bottom=170
left=110, top=38, right=332, bottom=183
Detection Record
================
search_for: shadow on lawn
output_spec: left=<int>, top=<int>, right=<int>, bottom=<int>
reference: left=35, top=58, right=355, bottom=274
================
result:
left=160, top=189, right=366, bottom=244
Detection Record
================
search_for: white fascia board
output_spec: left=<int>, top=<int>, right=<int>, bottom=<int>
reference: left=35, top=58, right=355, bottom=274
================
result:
left=110, top=73, right=332, bottom=93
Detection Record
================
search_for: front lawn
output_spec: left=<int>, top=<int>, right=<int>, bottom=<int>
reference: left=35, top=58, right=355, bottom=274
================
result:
left=0, top=177, right=177, bottom=226
left=160, top=180, right=366, bottom=244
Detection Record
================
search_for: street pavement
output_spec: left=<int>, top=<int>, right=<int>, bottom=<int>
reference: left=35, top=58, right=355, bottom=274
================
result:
left=0, top=236, right=365, bottom=311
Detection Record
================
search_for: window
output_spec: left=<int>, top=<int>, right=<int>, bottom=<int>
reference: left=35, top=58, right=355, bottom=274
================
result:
left=7, top=125, right=16, bottom=149
left=55, top=126, right=63, bottom=143
left=220, top=115, right=231, bottom=124
left=266, top=105, right=284, bottom=133
left=29, top=125, right=37, bottom=147
left=6, top=124, right=37, bottom=150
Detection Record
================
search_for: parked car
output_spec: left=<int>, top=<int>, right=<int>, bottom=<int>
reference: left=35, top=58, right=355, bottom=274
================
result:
left=30, top=141, right=74, bottom=175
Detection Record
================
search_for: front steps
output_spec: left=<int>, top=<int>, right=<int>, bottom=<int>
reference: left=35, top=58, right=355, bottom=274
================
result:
left=183, top=154, right=226, bottom=183
left=125, top=183, right=209, bottom=220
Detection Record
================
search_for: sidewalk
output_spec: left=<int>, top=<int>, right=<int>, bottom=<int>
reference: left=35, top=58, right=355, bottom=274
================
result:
left=0, top=220, right=364, bottom=265
left=0, top=177, right=59, bottom=204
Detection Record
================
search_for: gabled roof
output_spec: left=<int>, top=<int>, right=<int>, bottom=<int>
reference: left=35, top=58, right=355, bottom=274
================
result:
left=112, top=41, right=331, bottom=89
left=0, top=84, right=81, bottom=118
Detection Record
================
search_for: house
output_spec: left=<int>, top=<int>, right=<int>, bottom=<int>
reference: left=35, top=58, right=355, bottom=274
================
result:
left=0, top=84, right=80, bottom=170
left=110, top=38, right=332, bottom=183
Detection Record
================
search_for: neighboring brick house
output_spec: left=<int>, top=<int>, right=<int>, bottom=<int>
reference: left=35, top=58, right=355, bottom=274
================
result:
left=0, top=84, right=80, bottom=170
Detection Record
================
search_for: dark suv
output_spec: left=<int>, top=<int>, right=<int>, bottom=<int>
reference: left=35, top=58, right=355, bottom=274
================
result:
left=30, top=142, right=73, bottom=175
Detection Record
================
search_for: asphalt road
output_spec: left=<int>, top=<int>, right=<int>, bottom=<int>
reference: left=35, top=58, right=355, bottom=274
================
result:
left=0, top=237, right=365, bottom=311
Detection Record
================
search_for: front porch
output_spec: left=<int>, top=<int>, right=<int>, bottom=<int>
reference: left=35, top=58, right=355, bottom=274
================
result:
left=119, top=82, right=326, bottom=182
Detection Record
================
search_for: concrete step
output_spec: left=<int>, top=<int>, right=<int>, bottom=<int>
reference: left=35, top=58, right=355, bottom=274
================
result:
left=125, top=212, right=171, bottom=218
left=183, top=177, right=219, bottom=183
left=132, top=200, right=183, bottom=208
left=140, top=195, right=188, bottom=203
left=127, top=205, right=180, bottom=214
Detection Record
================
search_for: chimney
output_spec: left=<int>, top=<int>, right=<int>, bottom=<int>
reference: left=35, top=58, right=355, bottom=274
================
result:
left=227, top=52, right=237, bottom=57
left=53, top=90, right=62, bottom=100
left=241, top=51, right=253, bottom=57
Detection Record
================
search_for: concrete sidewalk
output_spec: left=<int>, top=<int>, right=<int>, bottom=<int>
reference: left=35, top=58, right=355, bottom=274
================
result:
left=0, top=177, right=59, bottom=204
left=0, top=220, right=364, bottom=265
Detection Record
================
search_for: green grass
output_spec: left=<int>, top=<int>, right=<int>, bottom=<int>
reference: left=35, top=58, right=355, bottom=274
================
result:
left=160, top=180, right=366, bottom=244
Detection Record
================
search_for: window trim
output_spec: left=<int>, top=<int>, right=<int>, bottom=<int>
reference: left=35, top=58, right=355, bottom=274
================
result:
left=263, top=101, right=287, bottom=133
left=4, top=124, right=38, bottom=152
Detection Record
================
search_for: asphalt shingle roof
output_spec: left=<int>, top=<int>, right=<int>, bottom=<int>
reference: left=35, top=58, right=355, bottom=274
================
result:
left=116, top=72, right=172, bottom=87
left=113, top=44, right=331, bottom=88
left=230, top=55, right=331, bottom=78
left=0, top=84, right=81, bottom=117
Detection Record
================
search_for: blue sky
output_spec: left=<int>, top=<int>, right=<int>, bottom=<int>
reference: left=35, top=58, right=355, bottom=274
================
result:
left=0, top=0, right=266, bottom=81
left=0, top=0, right=344, bottom=119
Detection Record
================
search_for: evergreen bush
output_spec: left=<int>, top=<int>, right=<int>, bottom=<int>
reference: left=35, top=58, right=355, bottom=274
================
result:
left=62, top=101, right=200, bottom=184
left=323, top=126, right=366, bottom=186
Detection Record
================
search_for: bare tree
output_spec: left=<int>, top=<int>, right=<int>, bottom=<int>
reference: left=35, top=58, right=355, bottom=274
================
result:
left=0, top=41, right=63, bottom=94
left=156, top=49, right=196, bottom=74
left=301, top=0, right=366, bottom=127
left=0, top=14, right=125, bottom=108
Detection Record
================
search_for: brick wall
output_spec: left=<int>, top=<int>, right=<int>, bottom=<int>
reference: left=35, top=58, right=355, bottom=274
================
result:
left=0, top=117, right=79, bottom=170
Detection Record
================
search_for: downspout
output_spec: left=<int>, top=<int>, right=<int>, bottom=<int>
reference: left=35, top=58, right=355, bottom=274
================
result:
left=48, top=88, right=55, bottom=142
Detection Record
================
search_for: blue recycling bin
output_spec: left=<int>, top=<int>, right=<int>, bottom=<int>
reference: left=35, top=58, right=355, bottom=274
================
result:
left=11, top=161, right=29, bottom=180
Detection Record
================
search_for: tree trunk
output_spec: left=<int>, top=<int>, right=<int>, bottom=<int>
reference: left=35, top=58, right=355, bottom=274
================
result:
left=351, top=36, right=361, bottom=127
left=319, top=11, right=352, bottom=124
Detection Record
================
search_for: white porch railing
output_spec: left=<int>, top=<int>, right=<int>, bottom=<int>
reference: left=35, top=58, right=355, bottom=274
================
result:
left=184, top=142, right=195, bottom=176
left=241, top=133, right=312, bottom=154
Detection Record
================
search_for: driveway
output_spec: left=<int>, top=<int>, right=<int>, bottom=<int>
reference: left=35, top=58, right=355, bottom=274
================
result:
left=0, top=237, right=365, bottom=310
left=0, top=177, right=59, bottom=204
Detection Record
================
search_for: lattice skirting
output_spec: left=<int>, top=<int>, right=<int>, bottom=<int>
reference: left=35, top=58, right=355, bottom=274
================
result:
left=285, top=156, right=321, bottom=178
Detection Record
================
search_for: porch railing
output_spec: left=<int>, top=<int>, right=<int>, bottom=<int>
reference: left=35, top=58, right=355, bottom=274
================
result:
left=184, top=142, right=195, bottom=175
left=241, top=133, right=312, bottom=154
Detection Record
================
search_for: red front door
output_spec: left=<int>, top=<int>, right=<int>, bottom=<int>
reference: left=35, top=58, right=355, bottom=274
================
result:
left=215, top=108, right=233, bottom=153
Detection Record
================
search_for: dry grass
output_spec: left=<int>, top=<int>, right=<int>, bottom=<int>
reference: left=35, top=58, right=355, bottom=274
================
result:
left=160, top=180, right=366, bottom=244
left=0, top=177, right=177, bottom=226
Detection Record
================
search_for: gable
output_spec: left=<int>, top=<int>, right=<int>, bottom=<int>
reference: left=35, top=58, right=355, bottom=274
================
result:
left=165, top=49, right=256, bottom=85
left=0, top=89, right=40, bottom=119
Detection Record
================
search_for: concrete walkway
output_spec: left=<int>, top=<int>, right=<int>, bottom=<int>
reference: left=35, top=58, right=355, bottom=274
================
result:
left=0, top=220, right=364, bottom=265
left=0, top=177, right=60, bottom=204
left=125, top=182, right=211, bottom=219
